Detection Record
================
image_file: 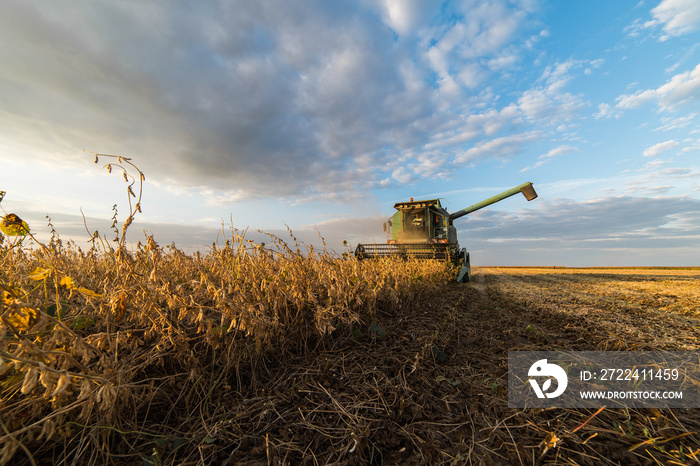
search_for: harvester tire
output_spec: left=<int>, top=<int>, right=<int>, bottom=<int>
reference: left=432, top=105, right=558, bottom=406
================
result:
left=456, top=250, right=471, bottom=283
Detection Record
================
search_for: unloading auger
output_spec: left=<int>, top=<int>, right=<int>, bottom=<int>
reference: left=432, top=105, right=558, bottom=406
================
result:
left=354, top=182, right=538, bottom=282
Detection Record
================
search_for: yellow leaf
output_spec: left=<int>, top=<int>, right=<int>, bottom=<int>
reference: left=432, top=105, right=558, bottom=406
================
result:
left=28, top=267, right=51, bottom=281
left=59, top=276, right=100, bottom=298
left=0, top=213, right=30, bottom=236
left=77, top=287, right=101, bottom=299
left=60, top=276, right=76, bottom=289
left=542, top=432, right=561, bottom=450
left=4, top=306, right=38, bottom=331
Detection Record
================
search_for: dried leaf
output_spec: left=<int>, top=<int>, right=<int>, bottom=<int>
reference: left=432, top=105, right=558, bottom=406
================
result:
left=4, top=305, right=38, bottom=331
left=28, top=266, right=51, bottom=281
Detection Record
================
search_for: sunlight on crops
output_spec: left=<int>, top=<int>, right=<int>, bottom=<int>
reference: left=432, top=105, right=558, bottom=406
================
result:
left=0, top=219, right=453, bottom=464
left=0, top=155, right=457, bottom=464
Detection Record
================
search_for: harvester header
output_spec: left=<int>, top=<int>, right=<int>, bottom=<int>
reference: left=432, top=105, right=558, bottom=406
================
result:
left=354, top=182, right=538, bottom=282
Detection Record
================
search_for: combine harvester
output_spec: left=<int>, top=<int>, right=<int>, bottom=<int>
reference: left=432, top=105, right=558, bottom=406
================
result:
left=354, top=182, right=538, bottom=282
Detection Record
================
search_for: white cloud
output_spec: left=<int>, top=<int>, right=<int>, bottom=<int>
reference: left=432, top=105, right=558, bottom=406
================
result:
left=518, top=87, right=585, bottom=124
left=540, top=145, right=578, bottom=160
left=520, top=145, right=578, bottom=172
left=605, top=64, right=700, bottom=117
left=457, top=63, right=487, bottom=89
left=654, top=64, right=700, bottom=110
left=680, top=138, right=700, bottom=152
left=615, top=89, right=657, bottom=110
left=456, top=2, right=526, bottom=59
left=391, top=166, right=415, bottom=184
left=442, top=57, right=592, bottom=172
left=424, top=0, right=534, bottom=93
left=594, top=103, right=613, bottom=119
left=643, top=139, right=681, bottom=156
left=515, top=59, right=591, bottom=126
left=200, top=188, right=249, bottom=206
left=654, top=113, right=697, bottom=131
left=377, top=0, right=426, bottom=36
left=487, top=54, right=519, bottom=71
left=584, top=58, right=605, bottom=76
left=455, top=132, right=540, bottom=164
left=646, top=0, right=700, bottom=39
left=421, top=104, right=524, bottom=164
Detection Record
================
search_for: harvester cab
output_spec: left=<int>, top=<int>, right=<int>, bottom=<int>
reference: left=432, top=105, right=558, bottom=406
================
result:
left=355, top=182, right=538, bottom=282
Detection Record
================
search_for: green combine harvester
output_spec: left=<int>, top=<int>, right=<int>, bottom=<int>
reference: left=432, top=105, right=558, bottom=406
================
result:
left=354, top=182, right=538, bottom=282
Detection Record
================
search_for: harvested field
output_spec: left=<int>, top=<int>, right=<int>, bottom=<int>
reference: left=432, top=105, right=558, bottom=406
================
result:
left=264, top=266, right=700, bottom=465
left=2, top=247, right=699, bottom=464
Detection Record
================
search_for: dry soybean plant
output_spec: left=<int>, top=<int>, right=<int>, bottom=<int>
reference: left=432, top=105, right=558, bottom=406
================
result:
left=0, top=156, right=454, bottom=464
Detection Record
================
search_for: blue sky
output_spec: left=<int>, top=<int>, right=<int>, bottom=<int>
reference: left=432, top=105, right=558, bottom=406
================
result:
left=1, top=0, right=699, bottom=265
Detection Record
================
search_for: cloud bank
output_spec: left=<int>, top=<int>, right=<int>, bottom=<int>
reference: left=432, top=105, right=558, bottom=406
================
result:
left=0, top=0, right=576, bottom=201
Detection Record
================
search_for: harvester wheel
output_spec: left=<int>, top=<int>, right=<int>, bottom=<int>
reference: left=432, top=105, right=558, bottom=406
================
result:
left=456, top=249, right=471, bottom=283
